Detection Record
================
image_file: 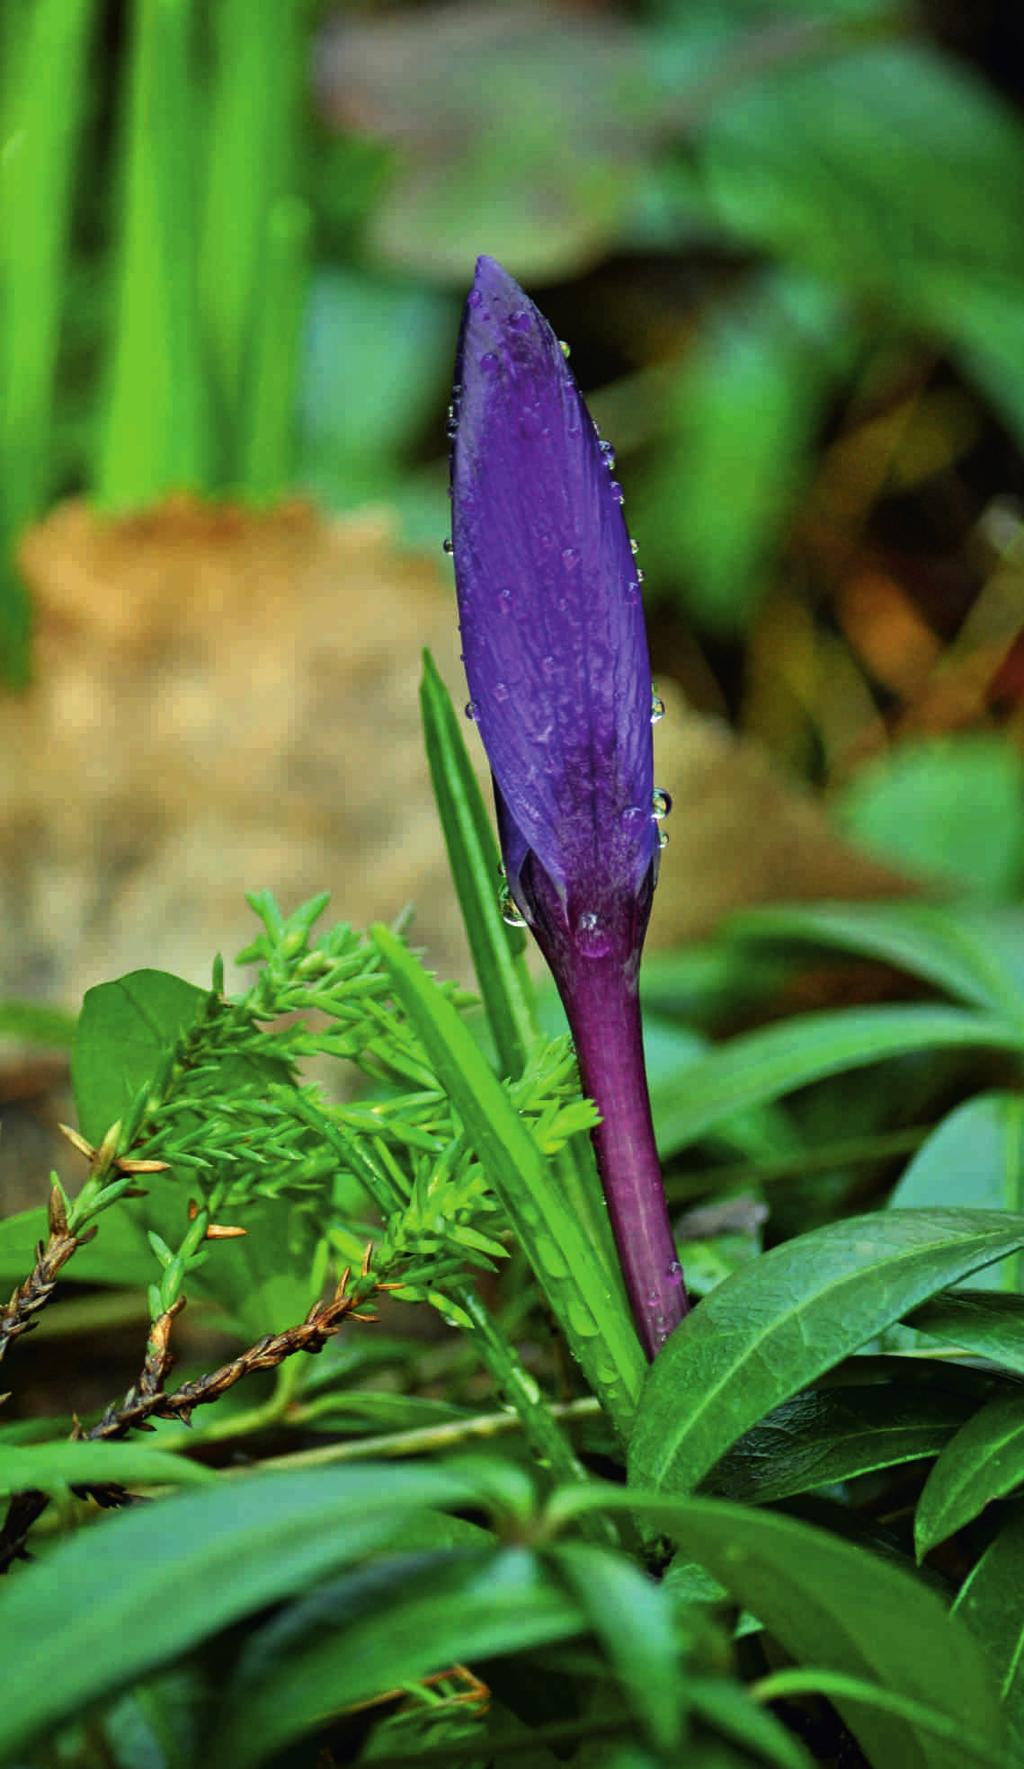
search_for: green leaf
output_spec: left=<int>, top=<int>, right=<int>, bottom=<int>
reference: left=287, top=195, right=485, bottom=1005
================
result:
left=916, top=1392, right=1024, bottom=1558
left=687, top=1677, right=814, bottom=1769
left=750, top=1670, right=1004, bottom=1769
left=836, top=738, right=1024, bottom=903
left=0, top=1461, right=488, bottom=1761
left=652, top=1005, right=1022, bottom=1158
left=642, top=269, right=851, bottom=633
left=729, top=903, right=1024, bottom=1026
left=553, top=1487, right=1006, bottom=1769
left=629, top=1209, right=1024, bottom=1496
left=420, top=650, right=535, bottom=1078
left=0, top=999, right=77, bottom=1047
left=0, top=1439, right=213, bottom=1497
left=907, top=1290, right=1024, bottom=1376
left=553, top=1543, right=686, bottom=1754
left=891, top=1094, right=1024, bottom=1289
left=954, top=1503, right=1024, bottom=1746
left=0, top=1202, right=153, bottom=1289
left=709, top=1372, right=981, bottom=1505
left=373, top=925, right=645, bottom=1438
left=71, top=969, right=204, bottom=1145
left=210, top=1549, right=585, bottom=1769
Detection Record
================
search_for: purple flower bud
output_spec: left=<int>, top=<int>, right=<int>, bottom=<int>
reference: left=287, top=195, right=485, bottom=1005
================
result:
left=450, top=256, right=688, bottom=1358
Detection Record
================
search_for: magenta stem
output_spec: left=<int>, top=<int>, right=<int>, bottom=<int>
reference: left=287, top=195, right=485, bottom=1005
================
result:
left=564, top=957, right=689, bottom=1359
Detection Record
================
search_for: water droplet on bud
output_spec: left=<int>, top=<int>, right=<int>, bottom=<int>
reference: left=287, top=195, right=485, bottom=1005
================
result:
left=441, top=537, right=454, bottom=555
left=650, top=689, right=665, bottom=723
left=575, top=911, right=612, bottom=959
left=464, top=699, right=479, bottom=721
left=652, top=788, right=672, bottom=820
left=480, top=351, right=499, bottom=373
left=499, top=883, right=527, bottom=927
left=559, top=339, right=571, bottom=358
left=630, top=538, right=640, bottom=555
left=508, top=309, right=531, bottom=333
left=610, top=482, right=625, bottom=505
left=494, top=680, right=510, bottom=703
left=562, top=546, right=581, bottom=571
left=658, top=828, right=670, bottom=850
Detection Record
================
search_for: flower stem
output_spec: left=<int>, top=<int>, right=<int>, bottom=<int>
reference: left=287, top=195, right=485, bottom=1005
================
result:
left=564, top=959, right=688, bottom=1359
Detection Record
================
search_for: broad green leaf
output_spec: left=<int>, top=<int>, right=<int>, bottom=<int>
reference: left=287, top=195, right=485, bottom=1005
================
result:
left=71, top=969, right=204, bottom=1145
left=907, top=1290, right=1024, bottom=1376
left=750, top=1670, right=1003, bottom=1769
left=916, top=1393, right=1024, bottom=1558
left=710, top=1375, right=980, bottom=1505
left=0, top=1461, right=487, bottom=1761
left=210, top=1549, right=585, bottom=1769
left=729, top=903, right=1024, bottom=1026
left=554, top=1543, right=686, bottom=1754
left=651, top=1006, right=1022, bottom=1157
left=891, top=1094, right=1024, bottom=1289
left=629, top=1209, right=1024, bottom=1496
left=0, top=1439, right=213, bottom=1497
left=686, top=1678, right=813, bottom=1769
left=642, top=269, right=850, bottom=633
left=373, top=925, right=645, bottom=1437
left=836, top=738, right=1024, bottom=903
left=420, top=649, right=535, bottom=1078
left=553, top=1487, right=1006, bottom=1769
left=954, top=1503, right=1024, bottom=1746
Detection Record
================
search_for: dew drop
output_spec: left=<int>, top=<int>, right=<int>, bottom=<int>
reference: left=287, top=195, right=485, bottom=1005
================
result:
left=610, top=481, right=625, bottom=505
left=446, top=417, right=458, bottom=439
left=626, top=581, right=641, bottom=606
left=621, top=804, right=647, bottom=827
left=541, top=654, right=558, bottom=677
left=599, top=440, right=616, bottom=468
left=576, top=911, right=612, bottom=959
left=561, top=546, right=581, bottom=571
left=467, top=288, right=483, bottom=309
left=464, top=699, right=479, bottom=721
left=494, top=680, right=510, bottom=702
left=559, top=338, right=571, bottom=358
left=508, top=309, right=531, bottom=333
left=441, top=537, right=454, bottom=555
left=650, top=689, right=666, bottom=723
left=498, top=586, right=513, bottom=615
left=636, top=568, right=645, bottom=583
left=630, top=538, right=640, bottom=555
left=667, top=1259, right=684, bottom=1285
left=499, top=882, right=527, bottom=928
left=480, top=351, right=499, bottom=373
left=658, top=828, right=670, bottom=850
left=651, top=788, right=672, bottom=820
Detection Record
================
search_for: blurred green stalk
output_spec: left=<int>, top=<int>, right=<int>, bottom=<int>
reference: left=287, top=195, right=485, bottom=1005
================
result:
left=239, top=196, right=312, bottom=502
left=96, top=0, right=209, bottom=511
left=200, top=0, right=306, bottom=483
left=0, top=0, right=94, bottom=683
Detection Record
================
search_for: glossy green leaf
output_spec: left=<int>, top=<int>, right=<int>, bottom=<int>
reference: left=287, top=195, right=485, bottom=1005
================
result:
left=891, top=1094, right=1024, bottom=1289
left=651, top=1006, right=1022, bottom=1157
left=729, top=903, right=1024, bottom=1026
left=554, top=1543, right=686, bottom=1754
left=710, top=1374, right=979, bottom=1505
left=553, top=1486, right=1005, bottom=1769
left=211, top=1549, right=584, bottom=1769
left=71, top=969, right=204, bottom=1145
left=0, top=1462, right=487, bottom=1761
left=916, top=1392, right=1024, bottom=1557
left=630, top=1209, right=1024, bottom=1496
left=420, top=649, right=535, bottom=1078
left=373, top=925, right=645, bottom=1436
left=0, top=1439, right=213, bottom=1497
left=907, top=1290, right=1024, bottom=1375
left=954, top=1502, right=1024, bottom=1746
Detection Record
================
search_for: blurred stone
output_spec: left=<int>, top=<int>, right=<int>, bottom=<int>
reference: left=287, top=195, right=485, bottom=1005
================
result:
left=0, top=496, right=913, bottom=1019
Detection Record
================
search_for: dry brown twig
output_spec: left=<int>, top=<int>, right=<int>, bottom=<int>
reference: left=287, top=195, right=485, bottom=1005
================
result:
left=0, top=1255, right=381, bottom=1573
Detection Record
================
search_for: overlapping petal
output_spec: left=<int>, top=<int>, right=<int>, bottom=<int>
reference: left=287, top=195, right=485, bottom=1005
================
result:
left=450, top=256, right=658, bottom=919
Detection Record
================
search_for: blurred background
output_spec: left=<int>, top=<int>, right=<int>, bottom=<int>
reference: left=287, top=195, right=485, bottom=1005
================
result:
left=1, top=0, right=1023, bottom=1196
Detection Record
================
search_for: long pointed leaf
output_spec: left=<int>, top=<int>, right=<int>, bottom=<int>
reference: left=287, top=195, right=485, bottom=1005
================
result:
left=629, top=1209, right=1024, bottom=1495
left=916, top=1392, right=1024, bottom=1557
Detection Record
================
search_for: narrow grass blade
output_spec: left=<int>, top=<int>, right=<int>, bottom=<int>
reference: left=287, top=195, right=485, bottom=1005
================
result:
left=97, top=0, right=208, bottom=509
left=0, top=0, right=95, bottom=680
left=373, top=924, right=645, bottom=1437
left=199, top=0, right=304, bottom=453
left=238, top=197, right=311, bottom=502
